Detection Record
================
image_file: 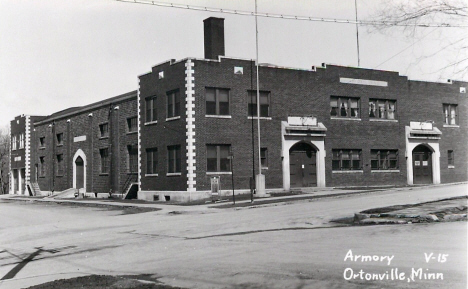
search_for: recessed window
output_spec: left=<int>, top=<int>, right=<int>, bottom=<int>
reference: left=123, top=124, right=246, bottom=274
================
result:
left=56, top=154, right=64, bottom=175
left=39, top=137, right=45, bottom=148
left=99, top=123, right=109, bottom=138
left=39, top=156, right=45, bottom=177
left=167, top=145, right=181, bottom=173
left=443, top=104, right=458, bottom=125
left=207, top=144, right=231, bottom=172
left=146, top=148, right=158, bottom=174
left=261, top=147, right=268, bottom=168
left=167, top=90, right=180, bottom=118
left=330, top=96, right=360, bottom=118
left=100, top=148, right=109, bottom=174
left=332, top=149, right=362, bottom=170
left=127, top=145, right=138, bottom=173
left=206, top=88, right=230, bottom=116
left=19, top=133, right=24, bottom=149
left=146, top=96, right=157, bottom=123
left=248, top=91, right=270, bottom=117
left=369, top=99, right=396, bottom=120
left=371, top=149, right=398, bottom=170
left=56, top=133, right=63, bottom=145
left=127, top=117, right=137, bottom=133
left=448, top=150, right=454, bottom=167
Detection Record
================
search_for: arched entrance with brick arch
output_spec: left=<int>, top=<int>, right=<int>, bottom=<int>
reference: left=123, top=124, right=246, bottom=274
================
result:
left=289, top=142, right=318, bottom=188
left=412, top=144, right=434, bottom=184
left=73, top=149, right=87, bottom=191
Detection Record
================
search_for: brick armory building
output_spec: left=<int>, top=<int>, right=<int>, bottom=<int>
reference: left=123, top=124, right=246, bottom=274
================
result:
left=10, top=17, right=468, bottom=201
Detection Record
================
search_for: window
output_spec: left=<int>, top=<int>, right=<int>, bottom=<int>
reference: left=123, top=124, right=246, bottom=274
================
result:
left=56, top=133, right=63, bottom=145
left=332, top=149, right=362, bottom=170
left=100, top=148, right=109, bottom=174
left=261, top=147, right=268, bottom=168
left=448, top=150, right=454, bottom=167
left=12, top=135, right=17, bottom=150
left=371, top=150, right=398, bottom=170
left=330, top=96, right=360, bottom=118
left=145, top=96, right=158, bottom=122
left=167, top=145, right=181, bottom=173
left=127, top=145, right=138, bottom=173
left=127, top=117, right=137, bottom=133
left=207, top=145, right=231, bottom=172
left=369, top=99, right=396, bottom=120
left=146, top=148, right=158, bottom=174
left=39, top=157, right=45, bottom=177
left=99, top=123, right=109, bottom=138
left=39, top=137, right=45, bottom=148
left=167, top=90, right=180, bottom=118
left=206, top=88, right=230, bottom=115
left=19, top=133, right=24, bottom=149
left=56, top=154, right=64, bottom=175
left=443, top=104, right=458, bottom=125
left=248, top=91, right=270, bottom=117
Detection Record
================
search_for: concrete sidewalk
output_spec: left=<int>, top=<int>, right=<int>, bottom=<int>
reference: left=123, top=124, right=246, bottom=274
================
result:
left=1, top=182, right=466, bottom=213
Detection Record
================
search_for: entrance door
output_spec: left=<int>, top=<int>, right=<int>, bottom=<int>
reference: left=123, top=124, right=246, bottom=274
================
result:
left=413, top=145, right=432, bottom=184
left=20, top=169, right=25, bottom=195
left=289, top=142, right=317, bottom=188
left=75, top=156, right=84, bottom=189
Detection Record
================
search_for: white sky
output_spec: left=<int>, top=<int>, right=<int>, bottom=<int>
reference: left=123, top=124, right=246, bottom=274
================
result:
left=1, top=0, right=466, bottom=128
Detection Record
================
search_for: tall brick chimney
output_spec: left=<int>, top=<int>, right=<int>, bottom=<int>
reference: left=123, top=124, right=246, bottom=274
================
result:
left=204, top=17, right=225, bottom=60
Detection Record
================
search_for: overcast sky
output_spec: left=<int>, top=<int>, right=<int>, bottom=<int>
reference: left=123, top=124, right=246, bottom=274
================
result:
left=1, top=0, right=466, bottom=128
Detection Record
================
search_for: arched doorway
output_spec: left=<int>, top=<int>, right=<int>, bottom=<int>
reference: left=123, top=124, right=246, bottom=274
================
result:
left=289, top=142, right=317, bottom=188
left=412, top=145, right=433, bottom=184
left=75, top=156, right=84, bottom=189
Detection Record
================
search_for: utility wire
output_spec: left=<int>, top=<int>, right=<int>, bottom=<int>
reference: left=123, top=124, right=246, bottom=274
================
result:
left=113, top=0, right=468, bottom=28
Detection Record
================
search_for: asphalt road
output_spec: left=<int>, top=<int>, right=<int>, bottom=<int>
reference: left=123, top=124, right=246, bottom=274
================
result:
left=0, top=184, right=466, bottom=289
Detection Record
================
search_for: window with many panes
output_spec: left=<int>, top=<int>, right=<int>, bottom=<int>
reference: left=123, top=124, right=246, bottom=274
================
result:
left=369, top=99, right=396, bottom=120
left=99, top=123, right=109, bottom=138
left=167, top=145, right=181, bottom=173
left=448, top=150, right=454, bottom=167
left=12, top=135, right=17, bottom=150
left=56, top=133, right=63, bottom=146
left=56, top=154, right=64, bottom=175
left=330, top=96, right=360, bottom=118
left=39, top=157, right=45, bottom=177
left=146, top=148, right=158, bottom=174
left=332, top=149, right=362, bottom=170
left=207, top=144, right=231, bottom=172
left=370, top=149, right=398, bottom=170
left=100, top=148, right=109, bottom=174
left=261, top=147, right=268, bottom=168
left=127, top=117, right=137, bottom=133
left=146, top=96, right=158, bottom=123
left=127, top=145, right=138, bottom=173
left=167, top=90, right=180, bottom=118
left=443, top=104, right=458, bottom=125
left=248, top=91, right=270, bottom=117
left=206, top=88, right=230, bottom=116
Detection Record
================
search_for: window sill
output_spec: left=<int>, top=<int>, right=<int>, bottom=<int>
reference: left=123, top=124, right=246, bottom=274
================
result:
left=127, top=131, right=138, bottom=135
left=371, top=170, right=400, bottom=173
left=262, top=167, right=268, bottom=170
left=443, top=124, right=459, bottom=128
left=166, top=172, right=181, bottom=176
left=247, top=116, right=272, bottom=120
left=369, top=118, right=398, bottom=123
left=332, top=170, right=364, bottom=173
left=57, top=144, right=63, bottom=147
left=448, top=165, right=455, bottom=169
left=207, top=171, right=232, bottom=175
left=39, top=147, right=45, bottom=150
left=145, top=174, right=159, bottom=177
left=330, top=117, right=361, bottom=121
left=99, top=136, right=109, bottom=140
left=206, top=115, right=232, bottom=119
left=144, top=121, right=158, bottom=126
left=166, top=116, right=181, bottom=122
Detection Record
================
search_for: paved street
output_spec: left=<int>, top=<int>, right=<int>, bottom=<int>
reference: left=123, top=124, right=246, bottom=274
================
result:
left=0, top=184, right=466, bottom=289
